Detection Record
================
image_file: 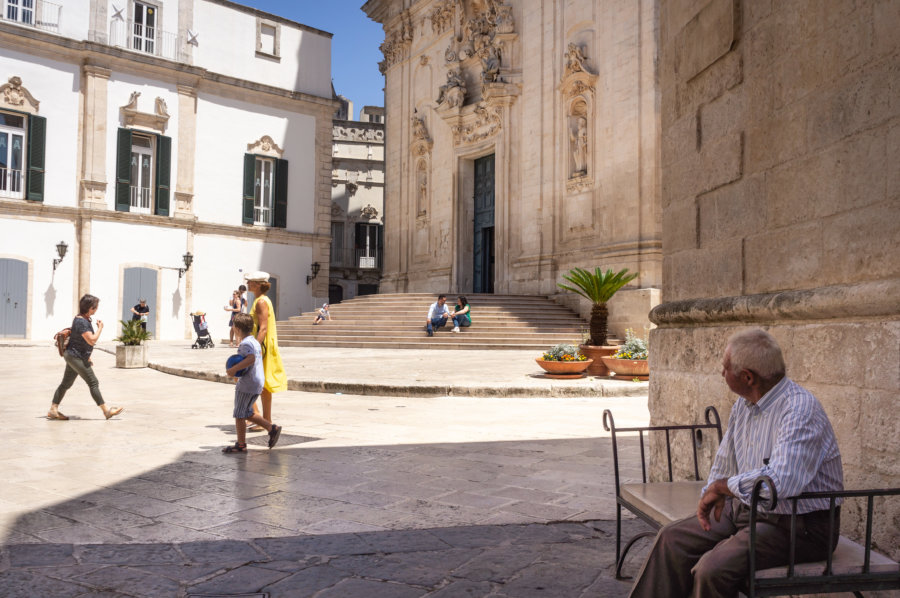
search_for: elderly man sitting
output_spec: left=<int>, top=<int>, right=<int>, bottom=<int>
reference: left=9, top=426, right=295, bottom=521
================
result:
left=629, top=328, right=844, bottom=598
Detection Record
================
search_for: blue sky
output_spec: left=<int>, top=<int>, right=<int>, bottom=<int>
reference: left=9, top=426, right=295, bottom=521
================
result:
left=238, top=1, right=385, bottom=120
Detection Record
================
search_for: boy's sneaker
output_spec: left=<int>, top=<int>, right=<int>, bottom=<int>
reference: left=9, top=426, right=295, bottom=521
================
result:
left=452, top=326, right=460, bottom=332
left=268, top=424, right=282, bottom=449
left=426, top=327, right=433, bottom=337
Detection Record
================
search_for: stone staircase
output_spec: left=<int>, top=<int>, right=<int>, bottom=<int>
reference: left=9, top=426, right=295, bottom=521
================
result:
left=276, top=293, right=588, bottom=350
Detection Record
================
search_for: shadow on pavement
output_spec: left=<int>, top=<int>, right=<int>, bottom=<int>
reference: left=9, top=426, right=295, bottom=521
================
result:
left=0, top=437, right=652, bottom=597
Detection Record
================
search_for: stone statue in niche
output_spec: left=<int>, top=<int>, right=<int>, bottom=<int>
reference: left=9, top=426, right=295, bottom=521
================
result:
left=565, top=42, right=587, bottom=75
left=495, top=4, right=514, bottom=33
left=416, top=163, right=428, bottom=215
left=412, top=113, right=429, bottom=140
left=570, top=117, right=588, bottom=177
left=480, top=44, right=501, bottom=83
left=436, top=66, right=466, bottom=108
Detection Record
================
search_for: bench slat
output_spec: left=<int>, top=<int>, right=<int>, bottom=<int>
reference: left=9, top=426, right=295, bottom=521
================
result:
left=620, top=481, right=705, bottom=526
left=755, top=536, right=900, bottom=579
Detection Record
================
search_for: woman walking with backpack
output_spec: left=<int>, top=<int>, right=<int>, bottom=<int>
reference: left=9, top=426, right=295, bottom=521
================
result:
left=47, top=294, right=124, bottom=420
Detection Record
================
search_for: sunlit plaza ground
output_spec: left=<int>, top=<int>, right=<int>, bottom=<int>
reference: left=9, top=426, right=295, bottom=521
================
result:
left=0, top=344, right=652, bottom=596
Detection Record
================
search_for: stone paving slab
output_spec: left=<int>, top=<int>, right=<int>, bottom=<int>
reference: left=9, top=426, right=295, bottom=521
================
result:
left=1, top=345, right=654, bottom=596
left=89, top=341, right=651, bottom=399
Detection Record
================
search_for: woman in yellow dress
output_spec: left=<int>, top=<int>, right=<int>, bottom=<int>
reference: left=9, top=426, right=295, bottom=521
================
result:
left=244, top=271, right=287, bottom=426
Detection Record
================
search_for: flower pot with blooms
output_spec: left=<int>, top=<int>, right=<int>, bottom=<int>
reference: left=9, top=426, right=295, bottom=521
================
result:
left=536, top=343, right=593, bottom=378
left=600, top=328, right=649, bottom=380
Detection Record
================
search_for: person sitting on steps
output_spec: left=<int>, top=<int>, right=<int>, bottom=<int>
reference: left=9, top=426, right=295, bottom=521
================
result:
left=449, top=296, right=471, bottom=333
left=425, top=294, right=452, bottom=337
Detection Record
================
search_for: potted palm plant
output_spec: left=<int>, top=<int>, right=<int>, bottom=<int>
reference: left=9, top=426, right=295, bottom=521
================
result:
left=114, top=319, right=151, bottom=368
left=557, top=266, right=638, bottom=376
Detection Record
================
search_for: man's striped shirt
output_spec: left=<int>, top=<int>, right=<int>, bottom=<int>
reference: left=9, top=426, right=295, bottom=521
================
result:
left=703, top=377, right=844, bottom=514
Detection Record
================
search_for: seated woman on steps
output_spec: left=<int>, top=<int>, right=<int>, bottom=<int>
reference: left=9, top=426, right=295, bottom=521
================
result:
left=449, top=296, right=471, bottom=333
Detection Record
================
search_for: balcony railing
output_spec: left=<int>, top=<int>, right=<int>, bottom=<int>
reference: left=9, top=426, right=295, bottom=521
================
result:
left=0, top=167, right=23, bottom=199
left=329, top=248, right=382, bottom=271
left=130, top=186, right=152, bottom=213
left=1, top=0, right=61, bottom=33
left=109, top=18, right=183, bottom=62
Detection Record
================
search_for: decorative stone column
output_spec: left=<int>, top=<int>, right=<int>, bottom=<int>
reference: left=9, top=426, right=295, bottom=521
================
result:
left=80, top=64, right=110, bottom=210
left=174, top=84, right=198, bottom=220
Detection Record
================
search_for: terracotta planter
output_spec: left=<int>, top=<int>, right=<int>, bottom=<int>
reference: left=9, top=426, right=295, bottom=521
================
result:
left=579, top=345, right=618, bottom=376
left=535, top=358, right=593, bottom=379
left=600, top=356, right=649, bottom=380
left=116, top=344, right=148, bottom=369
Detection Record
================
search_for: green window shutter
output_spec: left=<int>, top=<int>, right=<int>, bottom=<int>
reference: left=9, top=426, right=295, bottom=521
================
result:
left=154, top=134, right=171, bottom=216
left=25, top=114, right=46, bottom=202
left=115, top=128, right=132, bottom=212
left=242, top=153, right=255, bottom=224
left=273, top=158, right=288, bottom=228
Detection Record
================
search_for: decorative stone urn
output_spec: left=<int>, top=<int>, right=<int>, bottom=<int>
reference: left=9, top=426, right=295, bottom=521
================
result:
left=535, top=358, right=593, bottom=378
left=600, top=356, right=649, bottom=380
left=116, top=344, right=148, bottom=368
left=579, top=345, right=618, bottom=376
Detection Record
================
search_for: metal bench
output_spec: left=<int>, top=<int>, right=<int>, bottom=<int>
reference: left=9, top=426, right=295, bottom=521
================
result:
left=603, top=407, right=900, bottom=596
left=747, top=477, right=900, bottom=597
left=603, top=406, right=723, bottom=579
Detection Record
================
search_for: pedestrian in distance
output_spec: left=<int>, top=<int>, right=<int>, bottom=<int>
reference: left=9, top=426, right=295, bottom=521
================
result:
left=48, top=294, right=124, bottom=421
left=425, top=294, right=452, bottom=337
left=225, top=290, right=242, bottom=347
left=244, top=271, right=287, bottom=430
left=238, top=284, right=249, bottom=314
left=130, top=298, right=150, bottom=331
left=222, top=313, right=282, bottom=453
left=449, top=295, right=471, bottom=333
left=313, top=303, right=331, bottom=325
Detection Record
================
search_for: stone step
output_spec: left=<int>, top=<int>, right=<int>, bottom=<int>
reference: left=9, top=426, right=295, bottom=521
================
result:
left=276, top=292, right=588, bottom=351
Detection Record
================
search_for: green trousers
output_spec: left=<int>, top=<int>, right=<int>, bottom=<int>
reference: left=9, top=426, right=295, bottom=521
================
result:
left=53, top=353, right=105, bottom=406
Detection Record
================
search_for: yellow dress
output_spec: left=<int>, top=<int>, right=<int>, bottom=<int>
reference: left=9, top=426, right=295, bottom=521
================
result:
left=251, top=295, right=287, bottom=394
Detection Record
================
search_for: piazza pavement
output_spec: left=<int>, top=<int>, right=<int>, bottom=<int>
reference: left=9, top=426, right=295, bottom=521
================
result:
left=1, top=341, right=653, bottom=597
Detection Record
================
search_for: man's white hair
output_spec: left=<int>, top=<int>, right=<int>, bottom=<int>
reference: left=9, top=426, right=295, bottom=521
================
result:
left=726, top=328, right=786, bottom=379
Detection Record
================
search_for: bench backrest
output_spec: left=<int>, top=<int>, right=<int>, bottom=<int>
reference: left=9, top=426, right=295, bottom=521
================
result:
left=603, top=406, right=723, bottom=497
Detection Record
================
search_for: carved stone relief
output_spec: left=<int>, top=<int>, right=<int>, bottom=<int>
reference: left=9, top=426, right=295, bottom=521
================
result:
left=450, top=101, right=502, bottom=145
left=436, top=65, right=466, bottom=108
left=333, top=125, right=384, bottom=143
left=379, top=9, right=413, bottom=74
left=360, top=204, right=379, bottom=220
left=246, top=135, right=284, bottom=158
left=120, top=91, right=170, bottom=132
left=411, top=111, right=434, bottom=156
left=0, top=76, right=39, bottom=113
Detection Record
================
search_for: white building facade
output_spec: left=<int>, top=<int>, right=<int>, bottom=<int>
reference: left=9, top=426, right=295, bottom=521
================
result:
left=329, top=104, right=385, bottom=303
left=0, top=0, right=335, bottom=340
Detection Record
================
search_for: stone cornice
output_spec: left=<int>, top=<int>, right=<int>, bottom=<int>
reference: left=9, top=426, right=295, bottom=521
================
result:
left=0, top=199, right=326, bottom=246
left=649, top=280, right=900, bottom=326
left=0, top=23, right=337, bottom=111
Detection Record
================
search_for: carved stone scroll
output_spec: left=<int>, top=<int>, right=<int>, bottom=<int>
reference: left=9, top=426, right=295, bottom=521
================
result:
left=120, top=92, right=170, bottom=132
left=246, top=135, right=284, bottom=158
left=450, top=101, right=502, bottom=145
left=0, top=76, right=40, bottom=114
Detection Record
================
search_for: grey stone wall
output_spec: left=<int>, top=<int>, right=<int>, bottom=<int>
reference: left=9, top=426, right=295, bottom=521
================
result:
left=654, top=0, right=900, bottom=558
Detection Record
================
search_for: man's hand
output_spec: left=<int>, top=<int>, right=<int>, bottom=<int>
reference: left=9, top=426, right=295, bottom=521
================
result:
left=697, top=478, right=733, bottom=531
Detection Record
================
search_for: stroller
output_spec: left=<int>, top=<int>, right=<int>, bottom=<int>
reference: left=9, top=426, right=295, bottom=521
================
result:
left=191, top=312, right=214, bottom=349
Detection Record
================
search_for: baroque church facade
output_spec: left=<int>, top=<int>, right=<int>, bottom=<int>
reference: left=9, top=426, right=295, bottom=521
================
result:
left=363, top=0, right=660, bottom=335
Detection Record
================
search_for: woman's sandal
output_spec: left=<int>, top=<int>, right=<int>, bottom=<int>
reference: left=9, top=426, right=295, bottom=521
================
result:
left=47, top=410, right=69, bottom=420
left=105, top=406, right=124, bottom=420
left=222, top=442, right=247, bottom=453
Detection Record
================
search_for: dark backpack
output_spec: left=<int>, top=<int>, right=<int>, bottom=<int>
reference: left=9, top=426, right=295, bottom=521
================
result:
left=54, top=328, right=71, bottom=356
